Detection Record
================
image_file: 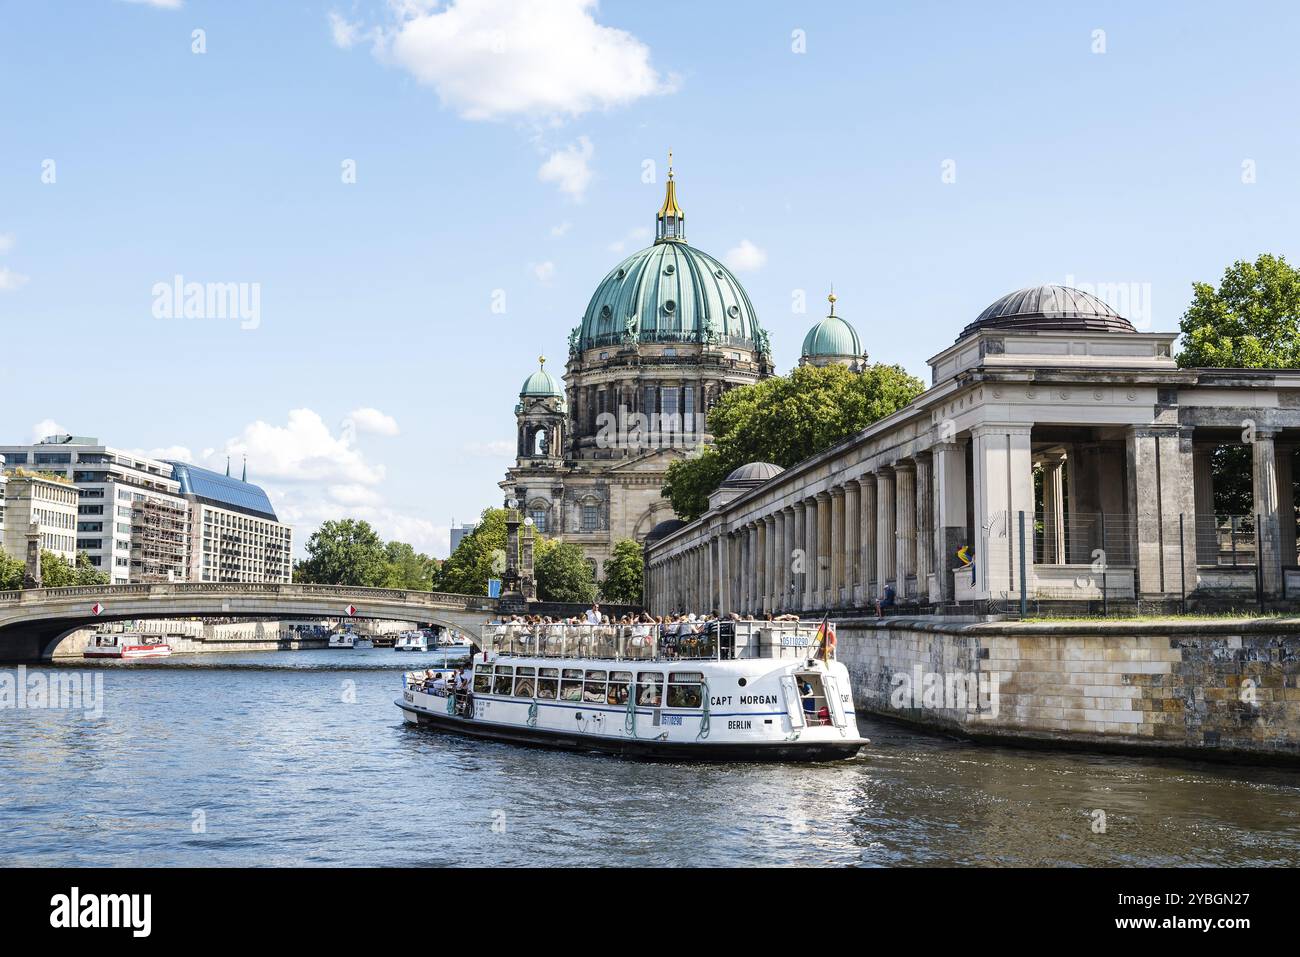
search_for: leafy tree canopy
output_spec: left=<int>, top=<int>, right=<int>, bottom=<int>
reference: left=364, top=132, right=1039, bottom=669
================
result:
left=432, top=508, right=508, bottom=596
left=535, top=539, right=596, bottom=604
left=0, top=552, right=27, bottom=590
left=599, top=538, right=644, bottom=605
left=295, top=519, right=391, bottom=587
left=1177, top=254, right=1300, bottom=368
left=38, top=551, right=108, bottom=588
left=663, top=362, right=925, bottom=521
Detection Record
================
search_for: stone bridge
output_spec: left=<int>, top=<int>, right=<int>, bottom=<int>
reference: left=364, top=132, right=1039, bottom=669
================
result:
left=0, top=582, right=500, bottom=662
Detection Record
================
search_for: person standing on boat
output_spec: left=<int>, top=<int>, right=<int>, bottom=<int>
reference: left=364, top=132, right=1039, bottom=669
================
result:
left=585, top=603, right=601, bottom=625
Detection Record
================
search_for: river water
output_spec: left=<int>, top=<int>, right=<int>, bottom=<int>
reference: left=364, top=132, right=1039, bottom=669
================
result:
left=2, top=648, right=1298, bottom=867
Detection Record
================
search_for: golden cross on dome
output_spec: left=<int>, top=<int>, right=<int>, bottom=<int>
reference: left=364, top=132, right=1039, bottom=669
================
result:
left=828, top=285, right=837, bottom=316
left=538, top=355, right=546, bottom=368
left=667, top=149, right=674, bottom=179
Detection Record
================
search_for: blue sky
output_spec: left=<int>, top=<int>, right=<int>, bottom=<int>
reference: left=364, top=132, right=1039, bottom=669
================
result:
left=2, top=0, right=1297, bottom=557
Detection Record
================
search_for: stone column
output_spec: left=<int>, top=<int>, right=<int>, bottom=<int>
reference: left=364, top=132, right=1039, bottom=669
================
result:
left=895, top=461, right=917, bottom=598
left=933, top=441, right=967, bottom=602
left=804, top=496, right=819, bottom=610
left=829, top=486, right=846, bottom=607
left=773, top=510, right=787, bottom=613
left=1192, top=444, right=1216, bottom=565
left=1278, top=446, right=1296, bottom=571
left=915, top=454, right=934, bottom=601
left=860, top=475, right=877, bottom=600
left=876, top=469, right=896, bottom=592
left=1041, top=455, right=1066, bottom=564
left=845, top=480, right=861, bottom=606
left=1124, top=426, right=1197, bottom=601
left=1252, top=429, right=1282, bottom=597
left=757, top=517, right=769, bottom=615
left=759, top=514, right=769, bottom=613
left=972, top=424, right=1035, bottom=600
left=748, top=523, right=761, bottom=613
left=816, top=492, right=832, bottom=608
left=792, top=502, right=807, bottom=612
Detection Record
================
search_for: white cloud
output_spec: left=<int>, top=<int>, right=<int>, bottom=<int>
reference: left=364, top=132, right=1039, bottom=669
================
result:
left=118, top=0, right=183, bottom=8
left=211, top=408, right=385, bottom=485
left=328, top=11, right=364, bottom=48
left=0, top=267, right=29, bottom=292
left=538, top=136, right=594, bottom=200
left=549, top=221, right=572, bottom=239
left=608, top=225, right=652, bottom=254
left=724, top=239, right=768, bottom=273
left=30, top=419, right=65, bottom=443
left=327, top=484, right=384, bottom=507
left=532, top=261, right=556, bottom=282
left=130, top=445, right=194, bottom=463
left=382, top=0, right=673, bottom=121
left=344, top=406, right=400, bottom=437
left=463, top=439, right=515, bottom=457
left=0, top=233, right=15, bottom=254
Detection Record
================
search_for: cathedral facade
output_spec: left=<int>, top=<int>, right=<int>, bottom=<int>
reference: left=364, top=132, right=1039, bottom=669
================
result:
left=500, top=159, right=865, bottom=581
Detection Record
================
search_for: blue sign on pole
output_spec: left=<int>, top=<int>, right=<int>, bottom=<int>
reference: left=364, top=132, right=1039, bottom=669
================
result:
left=487, top=578, right=502, bottom=598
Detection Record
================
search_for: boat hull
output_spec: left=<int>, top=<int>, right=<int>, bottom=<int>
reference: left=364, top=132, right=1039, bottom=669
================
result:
left=84, top=646, right=172, bottom=659
left=395, top=698, right=864, bottom=762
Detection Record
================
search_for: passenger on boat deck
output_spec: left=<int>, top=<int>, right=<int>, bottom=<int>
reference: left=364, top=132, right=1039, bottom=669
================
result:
left=800, top=680, right=816, bottom=715
left=585, top=604, right=601, bottom=625
left=430, top=673, right=449, bottom=695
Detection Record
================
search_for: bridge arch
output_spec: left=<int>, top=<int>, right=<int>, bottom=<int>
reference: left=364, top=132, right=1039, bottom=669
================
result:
left=0, top=583, right=500, bottom=663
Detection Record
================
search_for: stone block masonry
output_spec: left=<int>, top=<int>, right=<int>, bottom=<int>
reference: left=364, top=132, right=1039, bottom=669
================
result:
left=836, top=616, right=1300, bottom=763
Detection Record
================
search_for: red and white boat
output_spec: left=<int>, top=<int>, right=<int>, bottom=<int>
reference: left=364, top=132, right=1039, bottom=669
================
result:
left=83, top=633, right=173, bottom=659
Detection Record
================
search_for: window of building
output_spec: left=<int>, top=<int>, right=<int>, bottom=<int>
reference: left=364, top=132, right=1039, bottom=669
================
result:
left=581, top=504, right=599, bottom=531
left=642, top=385, right=656, bottom=415
left=529, top=509, right=547, bottom=533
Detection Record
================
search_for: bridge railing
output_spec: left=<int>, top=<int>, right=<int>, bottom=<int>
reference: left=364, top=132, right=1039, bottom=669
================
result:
left=0, top=581, right=496, bottom=612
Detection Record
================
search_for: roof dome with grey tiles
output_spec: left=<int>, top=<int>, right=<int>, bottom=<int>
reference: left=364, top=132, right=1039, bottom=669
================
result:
left=723, top=462, right=784, bottom=485
left=958, top=285, right=1136, bottom=341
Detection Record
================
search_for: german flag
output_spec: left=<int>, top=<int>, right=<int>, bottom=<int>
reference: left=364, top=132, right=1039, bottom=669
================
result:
left=814, top=614, right=836, bottom=662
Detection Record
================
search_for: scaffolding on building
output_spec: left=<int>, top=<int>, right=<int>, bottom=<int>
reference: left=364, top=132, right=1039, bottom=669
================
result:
left=130, top=497, right=192, bottom=582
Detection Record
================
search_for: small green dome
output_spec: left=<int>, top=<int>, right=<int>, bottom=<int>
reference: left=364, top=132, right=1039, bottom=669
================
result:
left=520, top=357, right=563, bottom=398
left=801, top=315, right=862, bottom=359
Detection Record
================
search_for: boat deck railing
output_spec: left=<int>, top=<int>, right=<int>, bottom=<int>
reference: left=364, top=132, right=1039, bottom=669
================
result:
left=483, top=621, right=832, bottom=663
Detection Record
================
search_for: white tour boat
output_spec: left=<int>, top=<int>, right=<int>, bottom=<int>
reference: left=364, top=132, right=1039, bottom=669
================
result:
left=84, top=633, right=173, bottom=660
left=394, top=631, right=429, bottom=652
left=328, top=632, right=356, bottom=649
left=396, top=619, right=866, bottom=762
left=436, top=631, right=475, bottom=655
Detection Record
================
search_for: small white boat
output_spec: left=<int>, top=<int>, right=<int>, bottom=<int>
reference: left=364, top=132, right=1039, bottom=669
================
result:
left=328, top=632, right=356, bottom=649
left=436, top=631, right=475, bottom=654
left=397, top=619, right=865, bottom=762
left=394, top=631, right=428, bottom=652
left=84, top=633, right=173, bottom=660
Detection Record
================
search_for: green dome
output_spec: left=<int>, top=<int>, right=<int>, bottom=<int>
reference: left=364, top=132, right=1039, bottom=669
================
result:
left=801, top=314, right=862, bottom=359
left=520, top=357, right=563, bottom=398
left=578, top=242, right=762, bottom=351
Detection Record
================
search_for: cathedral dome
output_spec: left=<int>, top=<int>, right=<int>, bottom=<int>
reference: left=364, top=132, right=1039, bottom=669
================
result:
left=519, top=357, right=563, bottom=398
left=957, top=285, right=1136, bottom=341
left=576, top=157, right=764, bottom=353
left=801, top=292, right=862, bottom=360
left=723, top=462, right=785, bottom=484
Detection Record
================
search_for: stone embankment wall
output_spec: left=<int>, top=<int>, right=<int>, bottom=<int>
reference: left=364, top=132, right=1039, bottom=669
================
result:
left=836, top=616, right=1300, bottom=763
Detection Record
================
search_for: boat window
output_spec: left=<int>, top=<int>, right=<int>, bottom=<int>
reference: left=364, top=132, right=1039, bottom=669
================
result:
left=583, top=670, right=607, bottom=703
left=667, top=671, right=704, bottom=709
left=492, top=666, right=515, bottom=696
left=514, top=666, right=536, bottom=698
left=472, top=669, right=492, bottom=694
left=636, top=672, right=664, bottom=707
left=607, top=671, right=632, bottom=706
left=536, top=667, right=559, bottom=700
left=560, top=668, right=584, bottom=702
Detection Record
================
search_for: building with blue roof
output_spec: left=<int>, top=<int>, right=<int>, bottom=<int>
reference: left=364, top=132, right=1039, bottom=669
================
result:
left=167, top=459, right=292, bottom=583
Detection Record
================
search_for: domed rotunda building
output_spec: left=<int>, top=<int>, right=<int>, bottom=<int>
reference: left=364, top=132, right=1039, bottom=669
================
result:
left=501, top=158, right=775, bottom=579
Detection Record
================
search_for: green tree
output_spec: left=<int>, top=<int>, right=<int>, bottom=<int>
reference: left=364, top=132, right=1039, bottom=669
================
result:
left=434, top=508, right=508, bottom=596
left=71, top=551, right=109, bottom=586
left=663, top=362, right=925, bottom=521
left=40, top=551, right=77, bottom=587
left=0, top=552, right=25, bottom=590
left=1177, top=254, right=1300, bottom=368
left=1176, top=255, right=1300, bottom=517
left=599, top=538, right=644, bottom=605
left=381, top=540, right=437, bottom=591
left=296, top=519, right=390, bottom=586
left=535, top=539, right=596, bottom=603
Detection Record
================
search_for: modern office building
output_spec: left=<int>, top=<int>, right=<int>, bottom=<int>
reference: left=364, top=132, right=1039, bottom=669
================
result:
left=168, top=462, right=293, bottom=583
left=0, top=435, right=188, bottom=584
left=1, top=470, right=79, bottom=565
left=450, top=522, right=477, bottom=554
